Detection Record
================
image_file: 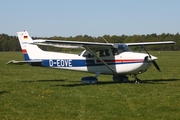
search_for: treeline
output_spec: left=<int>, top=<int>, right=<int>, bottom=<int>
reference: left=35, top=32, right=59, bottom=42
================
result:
left=0, top=33, right=180, bottom=51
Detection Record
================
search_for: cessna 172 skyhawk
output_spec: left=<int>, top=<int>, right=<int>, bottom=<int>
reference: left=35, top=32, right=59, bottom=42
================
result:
left=7, top=31, right=175, bottom=84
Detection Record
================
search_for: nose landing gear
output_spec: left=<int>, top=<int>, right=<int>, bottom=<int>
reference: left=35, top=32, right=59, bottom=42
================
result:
left=134, top=75, right=141, bottom=84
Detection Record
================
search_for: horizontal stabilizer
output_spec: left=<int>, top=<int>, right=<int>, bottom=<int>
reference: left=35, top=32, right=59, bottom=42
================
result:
left=6, top=60, right=42, bottom=65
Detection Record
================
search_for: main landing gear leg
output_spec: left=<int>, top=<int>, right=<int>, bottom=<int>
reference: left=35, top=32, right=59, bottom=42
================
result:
left=134, top=75, right=141, bottom=84
left=95, top=72, right=101, bottom=78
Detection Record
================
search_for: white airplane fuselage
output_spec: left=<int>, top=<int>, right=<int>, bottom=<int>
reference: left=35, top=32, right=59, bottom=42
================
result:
left=23, top=46, right=153, bottom=75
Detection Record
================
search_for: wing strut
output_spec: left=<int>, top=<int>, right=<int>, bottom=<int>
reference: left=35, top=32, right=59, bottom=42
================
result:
left=85, top=46, right=117, bottom=74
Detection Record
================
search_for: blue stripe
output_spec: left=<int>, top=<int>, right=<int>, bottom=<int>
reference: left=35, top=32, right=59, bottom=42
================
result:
left=23, top=54, right=30, bottom=60
left=41, top=59, right=143, bottom=67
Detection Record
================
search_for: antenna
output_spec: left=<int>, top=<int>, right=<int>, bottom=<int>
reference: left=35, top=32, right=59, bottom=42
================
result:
left=102, top=36, right=109, bottom=43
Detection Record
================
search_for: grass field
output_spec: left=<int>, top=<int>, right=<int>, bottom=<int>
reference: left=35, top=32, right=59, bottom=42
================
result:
left=1, top=51, right=180, bottom=120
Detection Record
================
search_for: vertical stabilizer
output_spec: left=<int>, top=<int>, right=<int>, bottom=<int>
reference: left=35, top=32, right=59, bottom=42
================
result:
left=17, top=31, right=43, bottom=60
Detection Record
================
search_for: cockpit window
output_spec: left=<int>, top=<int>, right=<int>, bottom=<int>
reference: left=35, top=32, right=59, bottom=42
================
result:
left=118, top=44, right=132, bottom=52
left=80, top=44, right=131, bottom=57
left=112, top=44, right=131, bottom=55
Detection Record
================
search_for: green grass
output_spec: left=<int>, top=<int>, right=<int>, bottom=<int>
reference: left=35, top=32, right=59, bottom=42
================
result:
left=1, top=51, right=180, bottom=120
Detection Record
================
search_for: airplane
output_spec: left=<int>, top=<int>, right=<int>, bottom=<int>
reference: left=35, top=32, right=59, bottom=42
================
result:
left=6, top=31, right=175, bottom=84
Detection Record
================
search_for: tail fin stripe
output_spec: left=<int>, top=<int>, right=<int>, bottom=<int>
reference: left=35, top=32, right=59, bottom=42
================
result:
left=22, top=49, right=30, bottom=60
left=22, top=49, right=27, bottom=54
left=23, top=53, right=30, bottom=60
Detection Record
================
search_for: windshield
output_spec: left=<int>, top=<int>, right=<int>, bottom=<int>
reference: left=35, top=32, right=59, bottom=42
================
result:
left=112, top=44, right=132, bottom=55
left=118, top=44, right=132, bottom=53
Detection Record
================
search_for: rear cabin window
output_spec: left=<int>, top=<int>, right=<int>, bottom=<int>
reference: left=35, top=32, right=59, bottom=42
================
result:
left=82, top=49, right=110, bottom=58
left=95, top=49, right=110, bottom=57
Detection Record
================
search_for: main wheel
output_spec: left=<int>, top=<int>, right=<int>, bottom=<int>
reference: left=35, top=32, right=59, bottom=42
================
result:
left=113, top=75, right=128, bottom=82
left=81, top=76, right=98, bottom=84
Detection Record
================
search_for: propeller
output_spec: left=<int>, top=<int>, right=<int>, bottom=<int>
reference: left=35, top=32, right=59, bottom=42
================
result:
left=142, top=45, right=161, bottom=72
left=152, top=60, right=161, bottom=72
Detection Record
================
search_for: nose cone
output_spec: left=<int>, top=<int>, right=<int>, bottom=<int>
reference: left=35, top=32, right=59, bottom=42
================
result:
left=151, top=55, right=157, bottom=61
left=146, top=55, right=157, bottom=61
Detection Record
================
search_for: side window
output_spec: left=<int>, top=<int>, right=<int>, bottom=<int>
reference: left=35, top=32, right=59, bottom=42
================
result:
left=82, top=51, right=93, bottom=58
left=96, top=49, right=110, bottom=57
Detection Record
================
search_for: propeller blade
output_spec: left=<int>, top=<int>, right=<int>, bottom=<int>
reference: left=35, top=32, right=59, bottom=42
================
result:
left=152, top=60, right=161, bottom=72
left=142, top=45, right=161, bottom=72
left=142, top=45, right=151, bottom=58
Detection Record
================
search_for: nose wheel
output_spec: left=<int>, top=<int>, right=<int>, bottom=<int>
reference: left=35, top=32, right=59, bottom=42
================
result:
left=134, top=75, right=141, bottom=84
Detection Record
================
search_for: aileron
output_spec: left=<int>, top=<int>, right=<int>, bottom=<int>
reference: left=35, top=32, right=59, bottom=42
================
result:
left=126, top=41, right=175, bottom=46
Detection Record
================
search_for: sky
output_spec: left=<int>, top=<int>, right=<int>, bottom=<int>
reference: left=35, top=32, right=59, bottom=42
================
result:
left=0, top=0, right=180, bottom=37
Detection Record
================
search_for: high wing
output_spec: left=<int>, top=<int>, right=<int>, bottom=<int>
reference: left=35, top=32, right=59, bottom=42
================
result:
left=126, top=41, right=175, bottom=46
left=32, top=39, right=175, bottom=48
left=32, top=39, right=114, bottom=49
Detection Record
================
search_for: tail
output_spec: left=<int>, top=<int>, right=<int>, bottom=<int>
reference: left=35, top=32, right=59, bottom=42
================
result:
left=17, top=31, right=43, bottom=60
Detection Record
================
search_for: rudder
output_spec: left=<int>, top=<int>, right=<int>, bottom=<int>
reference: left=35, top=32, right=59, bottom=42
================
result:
left=17, top=31, right=43, bottom=60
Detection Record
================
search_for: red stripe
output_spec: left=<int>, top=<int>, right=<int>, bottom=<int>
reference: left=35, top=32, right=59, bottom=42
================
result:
left=96, top=59, right=143, bottom=63
left=22, top=49, right=27, bottom=54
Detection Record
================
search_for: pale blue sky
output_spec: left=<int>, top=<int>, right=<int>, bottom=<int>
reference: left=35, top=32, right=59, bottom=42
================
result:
left=0, top=0, right=180, bottom=37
